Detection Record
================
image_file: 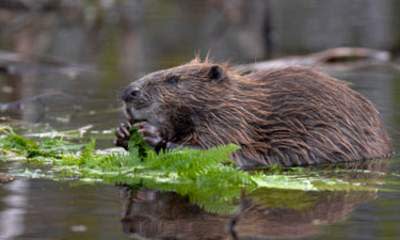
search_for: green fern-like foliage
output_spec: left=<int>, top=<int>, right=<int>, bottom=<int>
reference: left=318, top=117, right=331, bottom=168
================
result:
left=0, top=126, right=383, bottom=214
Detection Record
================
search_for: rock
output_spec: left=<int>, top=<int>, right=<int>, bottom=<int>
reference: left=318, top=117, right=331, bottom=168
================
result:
left=0, top=173, right=15, bottom=184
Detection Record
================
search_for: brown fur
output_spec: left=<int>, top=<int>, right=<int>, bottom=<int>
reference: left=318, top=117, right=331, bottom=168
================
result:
left=123, top=58, right=392, bottom=169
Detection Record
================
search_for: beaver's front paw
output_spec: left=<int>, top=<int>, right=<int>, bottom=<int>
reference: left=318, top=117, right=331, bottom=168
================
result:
left=114, top=121, right=132, bottom=150
left=134, top=122, right=166, bottom=152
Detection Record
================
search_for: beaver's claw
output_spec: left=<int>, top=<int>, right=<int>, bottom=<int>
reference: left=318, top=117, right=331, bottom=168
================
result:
left=114, top=121, right=132, bottom=150
left=134, top=122, right=166, bottom=152
left=114, top=121, right=166, bottom=152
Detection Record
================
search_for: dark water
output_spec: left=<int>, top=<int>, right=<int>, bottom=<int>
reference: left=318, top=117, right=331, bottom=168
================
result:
left=0, top=1, right=400, bottom=240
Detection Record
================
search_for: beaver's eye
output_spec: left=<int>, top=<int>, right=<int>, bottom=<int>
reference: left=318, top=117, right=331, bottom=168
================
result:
left=166, top=75, right=180, bottom=85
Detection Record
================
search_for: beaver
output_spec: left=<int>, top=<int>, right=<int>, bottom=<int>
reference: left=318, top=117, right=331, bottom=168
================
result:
left=115, top=58, right=392, bottom=169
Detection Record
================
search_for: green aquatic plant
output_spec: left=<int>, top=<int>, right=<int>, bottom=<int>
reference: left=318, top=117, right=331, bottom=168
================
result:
left=0, top=127, right=83, bottom=159
left=0, top=126, right=385, bottom=214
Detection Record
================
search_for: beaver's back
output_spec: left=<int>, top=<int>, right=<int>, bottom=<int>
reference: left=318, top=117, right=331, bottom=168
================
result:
left=236, top=67, right=392, bottom=168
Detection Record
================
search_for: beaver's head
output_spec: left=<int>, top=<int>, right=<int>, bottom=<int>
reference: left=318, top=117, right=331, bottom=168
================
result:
left=121, top=61, right=232, bottom=141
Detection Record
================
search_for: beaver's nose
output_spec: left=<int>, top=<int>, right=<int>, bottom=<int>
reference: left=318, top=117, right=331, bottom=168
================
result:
left=122, top=86, right=141, bottom=102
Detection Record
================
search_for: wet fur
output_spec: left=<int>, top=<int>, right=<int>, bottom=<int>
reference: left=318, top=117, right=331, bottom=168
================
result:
left=122, top=58, right=393, bottom=169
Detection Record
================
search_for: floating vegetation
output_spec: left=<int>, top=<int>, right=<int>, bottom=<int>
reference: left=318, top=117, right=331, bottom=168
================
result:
left=25, top=125, right=93, bottom=139
left=0, top=125, right=389, bottom=214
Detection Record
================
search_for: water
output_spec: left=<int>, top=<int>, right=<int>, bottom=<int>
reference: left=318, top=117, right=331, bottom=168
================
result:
left=0, top=1, right=400, bottom=239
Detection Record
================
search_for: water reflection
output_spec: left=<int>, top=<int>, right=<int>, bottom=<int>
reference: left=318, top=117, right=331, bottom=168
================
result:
left=120, top=160, right=389, bottom=240
left=0, top=180, right=27, bottom=239
left=121, top=190, right=376, bottom=239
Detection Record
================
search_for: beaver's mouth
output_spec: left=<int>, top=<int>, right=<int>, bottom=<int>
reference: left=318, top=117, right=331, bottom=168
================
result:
left=125, top=106, right=146, bottom=122
left=124, top=101, right=158, bottom=123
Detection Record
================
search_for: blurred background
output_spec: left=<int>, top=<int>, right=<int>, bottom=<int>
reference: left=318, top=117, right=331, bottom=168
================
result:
left=0, top=0, right=399, bottom=131
left=1, top=1, right=400, bottom=239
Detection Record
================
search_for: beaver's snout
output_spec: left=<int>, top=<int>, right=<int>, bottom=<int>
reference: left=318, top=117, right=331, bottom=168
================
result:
left=122, top=86, right=141, bottom=103
left=121, top=84, right=151, bottom=111
left=121, top=82, right=155, bottom=123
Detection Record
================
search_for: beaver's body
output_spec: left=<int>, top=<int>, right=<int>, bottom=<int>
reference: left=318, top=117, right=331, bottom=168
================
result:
left=116, top=59, right=392, bottom=169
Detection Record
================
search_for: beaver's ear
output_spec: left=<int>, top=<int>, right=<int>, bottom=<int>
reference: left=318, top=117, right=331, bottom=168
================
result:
left=207, top=65, right=225, bottom=82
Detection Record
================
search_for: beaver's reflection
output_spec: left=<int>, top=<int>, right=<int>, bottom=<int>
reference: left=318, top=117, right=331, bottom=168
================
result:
left=119, top=160, right=387, bottom=240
